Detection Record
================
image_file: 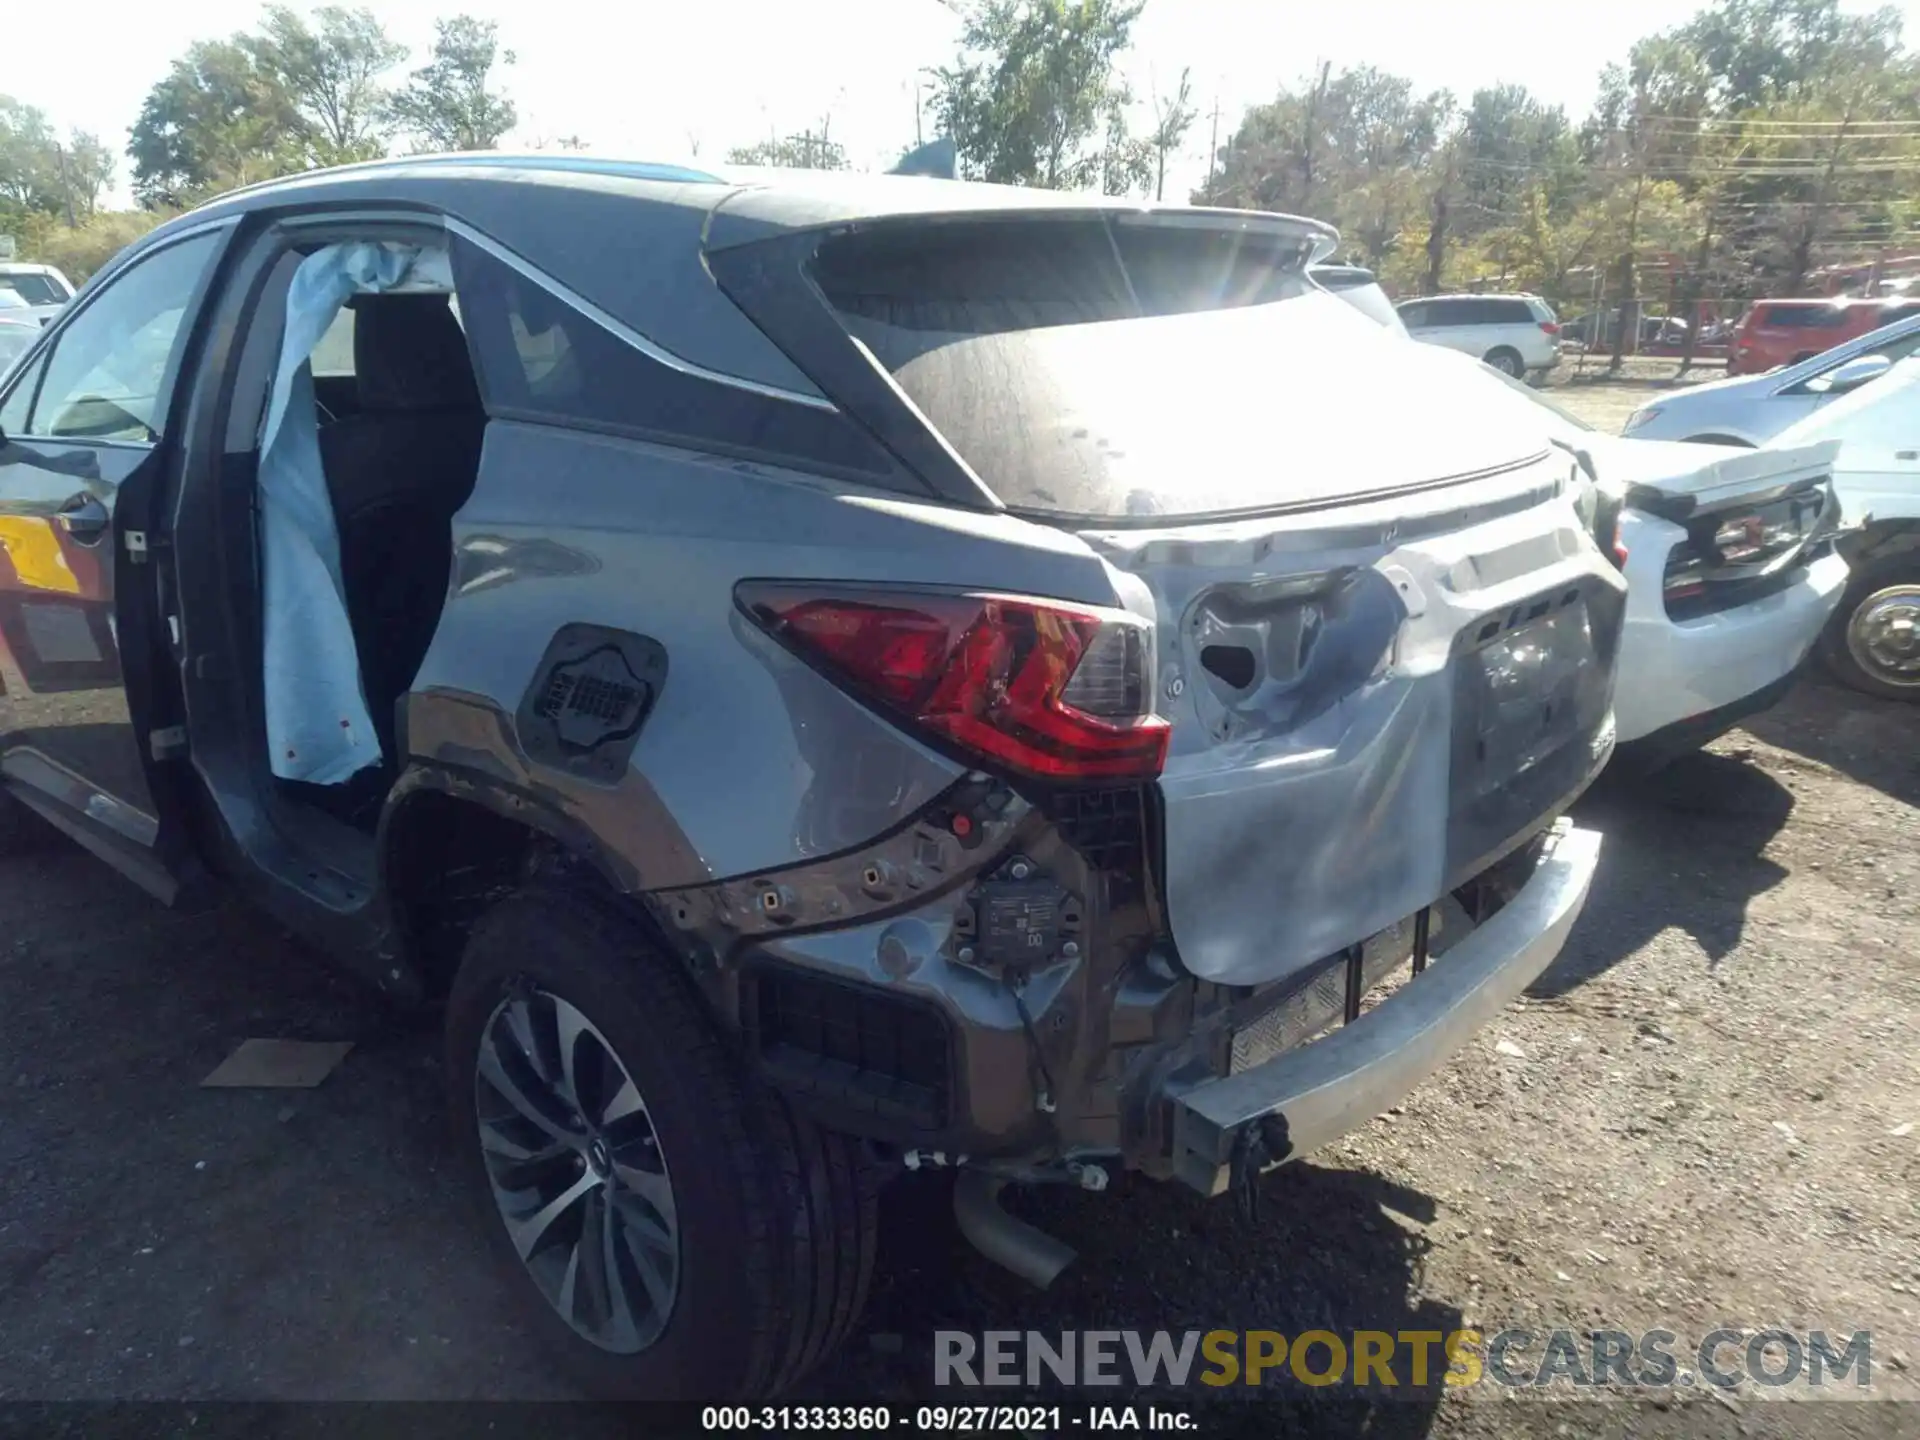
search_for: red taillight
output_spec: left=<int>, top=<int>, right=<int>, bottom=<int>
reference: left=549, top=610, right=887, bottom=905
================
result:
left=1539, top=321, right=1560, bottom=335
left=738, top=584, right=1170, bottom=782
left=1612, top=522, right=1629, bottom=568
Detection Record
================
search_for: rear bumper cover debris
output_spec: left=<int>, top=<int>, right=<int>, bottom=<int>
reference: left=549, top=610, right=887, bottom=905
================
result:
left=1162, top=819, right=1601, bottom=1196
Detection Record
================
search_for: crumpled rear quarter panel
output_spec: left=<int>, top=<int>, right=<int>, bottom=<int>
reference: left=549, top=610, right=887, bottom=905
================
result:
left=407, top=421, right=1121, bottom=884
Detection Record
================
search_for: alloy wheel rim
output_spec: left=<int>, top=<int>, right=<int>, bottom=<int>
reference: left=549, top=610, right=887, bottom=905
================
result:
left=474, top=986, right=679, bottom=1354
left=1847, top=584, right=1920, bottom=689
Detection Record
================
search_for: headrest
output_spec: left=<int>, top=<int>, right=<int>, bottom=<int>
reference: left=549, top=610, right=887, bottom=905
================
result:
left=351, top=294, right=481, bottom=413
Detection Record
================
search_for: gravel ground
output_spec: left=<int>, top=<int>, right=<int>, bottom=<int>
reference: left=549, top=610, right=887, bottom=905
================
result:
left=0, top=387, right=1915, bottom=1437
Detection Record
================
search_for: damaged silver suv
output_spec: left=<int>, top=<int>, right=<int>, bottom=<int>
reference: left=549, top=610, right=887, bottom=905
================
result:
left=0, top=157, right=1621, bottom=1399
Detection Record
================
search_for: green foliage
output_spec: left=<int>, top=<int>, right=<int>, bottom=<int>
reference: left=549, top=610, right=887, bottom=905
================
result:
left=928, top=0, right=1148, bottom=190
left=257, top=5, right=408, bottom=166
left=388, top=16, right=517, bottom=154
left=727, top=133, right=850, bottom=170
left=0, top=97, right=115, bottom=223
left=1147, top=68, right=1196, bottom=200
left=14, top=210, right=168, bottom=282
left=128, top=38, right=309, bottom=208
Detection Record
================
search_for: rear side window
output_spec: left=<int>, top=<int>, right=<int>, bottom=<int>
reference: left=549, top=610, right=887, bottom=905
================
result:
left=1526, top=297, right=1557, bottom=324
left=1755, top=304, right=1846, bottom=329
left=450, top=235, right=899, bottom=481
left=1397, top=301, right=1430, bottom=328
left=1477, top=299, right=1533, bottom=324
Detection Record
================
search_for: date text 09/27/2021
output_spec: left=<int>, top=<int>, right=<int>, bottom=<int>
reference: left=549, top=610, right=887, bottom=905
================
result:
left=700, top=1404, right=1198, bottom=1431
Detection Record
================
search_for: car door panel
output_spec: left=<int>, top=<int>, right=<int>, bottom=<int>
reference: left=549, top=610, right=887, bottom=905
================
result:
left=0, top=225, right=228, bottom=897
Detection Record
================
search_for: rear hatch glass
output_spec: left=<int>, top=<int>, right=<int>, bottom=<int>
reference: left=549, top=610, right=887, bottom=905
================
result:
left=810, top=218, right=1536, bottom=522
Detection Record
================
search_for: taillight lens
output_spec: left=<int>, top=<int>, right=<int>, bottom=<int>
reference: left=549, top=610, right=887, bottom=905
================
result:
left=1539, top=321, right=1560, bottom=335
left=737, top=583, right=1170, bottom=782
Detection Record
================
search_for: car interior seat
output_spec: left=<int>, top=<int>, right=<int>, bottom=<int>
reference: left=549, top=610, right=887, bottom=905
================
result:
left=316, top=292, right=486, bottom=772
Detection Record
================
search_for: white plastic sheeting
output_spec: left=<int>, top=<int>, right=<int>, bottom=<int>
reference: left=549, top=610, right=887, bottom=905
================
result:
left=258, top=241, right=454, bottom=784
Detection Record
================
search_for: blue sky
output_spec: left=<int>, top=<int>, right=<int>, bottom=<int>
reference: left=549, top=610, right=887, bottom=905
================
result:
left=11, top=0, right=1920, bottom=206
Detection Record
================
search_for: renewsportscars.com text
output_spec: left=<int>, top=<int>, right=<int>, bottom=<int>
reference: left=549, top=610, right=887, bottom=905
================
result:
left=934, top=1328, right=1875, bottom=1392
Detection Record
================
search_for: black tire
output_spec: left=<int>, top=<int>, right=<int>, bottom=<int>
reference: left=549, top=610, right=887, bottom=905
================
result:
left=1484, top=347, right=1525, bottom=377
left=1818, top=552, right=1920, bottom=701
left=445, top=885, right=877, bottom=1400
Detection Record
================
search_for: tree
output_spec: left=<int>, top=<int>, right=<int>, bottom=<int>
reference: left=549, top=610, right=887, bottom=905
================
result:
left=927, top=0, right=1147, bottom=190
left=0, top=101, right=117, bottom=227
left=389, top=16, right=517, bottom=153
left=53, top=133, right=116, bottom=222
left=0, top=97, right=58, bottom=214
left=258, top=5, right=406, bottom=166
left=728, top=118, right=849, bottom=170
left=1203, top=66, right=1451, bottom=275
left=1148, top=68, right=1196, bottom=201
left=128, top=38, right=309, bottom=208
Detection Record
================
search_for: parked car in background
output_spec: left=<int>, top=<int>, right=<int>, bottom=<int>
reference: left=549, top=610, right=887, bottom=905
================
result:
left=1308, top=263, right=1406, bottom=333
left=0, top=158, right=1622, bottom=1400
left=1727, top=296, right=1920, bottom=375
left=1465, top=358, right=1846, bottom=766
left=0, top=262, right=76, bottom=326
left=0, top=317, right=36, bottom=378
left=1623, top=312, right=1920, bottom=447
left=1395, top=292, right=1561, bottom=377
left=1766, top=355, right=1920, bottom=699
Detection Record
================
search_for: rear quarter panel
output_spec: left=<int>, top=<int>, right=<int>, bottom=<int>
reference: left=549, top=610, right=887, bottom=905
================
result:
left=408, top=421, right=1128, bottom=885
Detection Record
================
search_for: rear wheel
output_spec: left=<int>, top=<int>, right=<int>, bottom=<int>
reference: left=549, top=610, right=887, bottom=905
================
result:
left=445, top=885, right=877, bottom=1400
left=1820, top=554, right=1920, bottom=701
left=1484, top=346, right=1525, bottom=377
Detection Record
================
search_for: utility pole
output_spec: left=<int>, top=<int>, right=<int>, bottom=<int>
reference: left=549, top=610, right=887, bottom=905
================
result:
left=54, top=143, right=76, bottom=228
left=1206, top=97, right=1220, bottom=198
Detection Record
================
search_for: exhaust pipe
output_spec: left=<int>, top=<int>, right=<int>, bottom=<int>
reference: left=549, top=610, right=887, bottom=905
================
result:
left=953, top=1171, right=1077, bottom=1289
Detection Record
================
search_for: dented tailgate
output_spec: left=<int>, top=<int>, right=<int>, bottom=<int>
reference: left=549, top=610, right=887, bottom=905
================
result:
left=1078, top=458, right=1625, bottom=987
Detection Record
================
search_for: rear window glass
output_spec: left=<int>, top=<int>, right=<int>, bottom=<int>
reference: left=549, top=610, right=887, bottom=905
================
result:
left=0, top=273, right=65, bottom=306
left=810, top=217, right=1409, bottom=520
left=1753, top=304, right=1847, bottom=328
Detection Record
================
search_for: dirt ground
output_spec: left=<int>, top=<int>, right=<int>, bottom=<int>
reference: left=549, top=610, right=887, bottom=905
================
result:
left=0, top=388, right=1916, bottom=1437
left=1540, top=359, right=1733, bottom=434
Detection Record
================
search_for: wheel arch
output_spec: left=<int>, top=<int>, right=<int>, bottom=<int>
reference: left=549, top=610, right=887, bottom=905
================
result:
left=378, top=765, right=676, bottom=1000
left=1848, top=519, right=1920, bottom=568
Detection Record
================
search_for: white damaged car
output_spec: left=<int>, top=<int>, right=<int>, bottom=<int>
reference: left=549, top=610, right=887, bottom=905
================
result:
left=1469, top=366, right=1848, bottom=766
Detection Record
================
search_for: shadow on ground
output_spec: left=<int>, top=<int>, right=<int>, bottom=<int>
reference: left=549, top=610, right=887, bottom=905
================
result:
left=0, top=829, right=1459, bottom=1428
left=1741, top=673, right=1920, bottom=808
left=1536, top=747, right=1795, bottom=998
left=803, top=1163, right=1459, bottom=1436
